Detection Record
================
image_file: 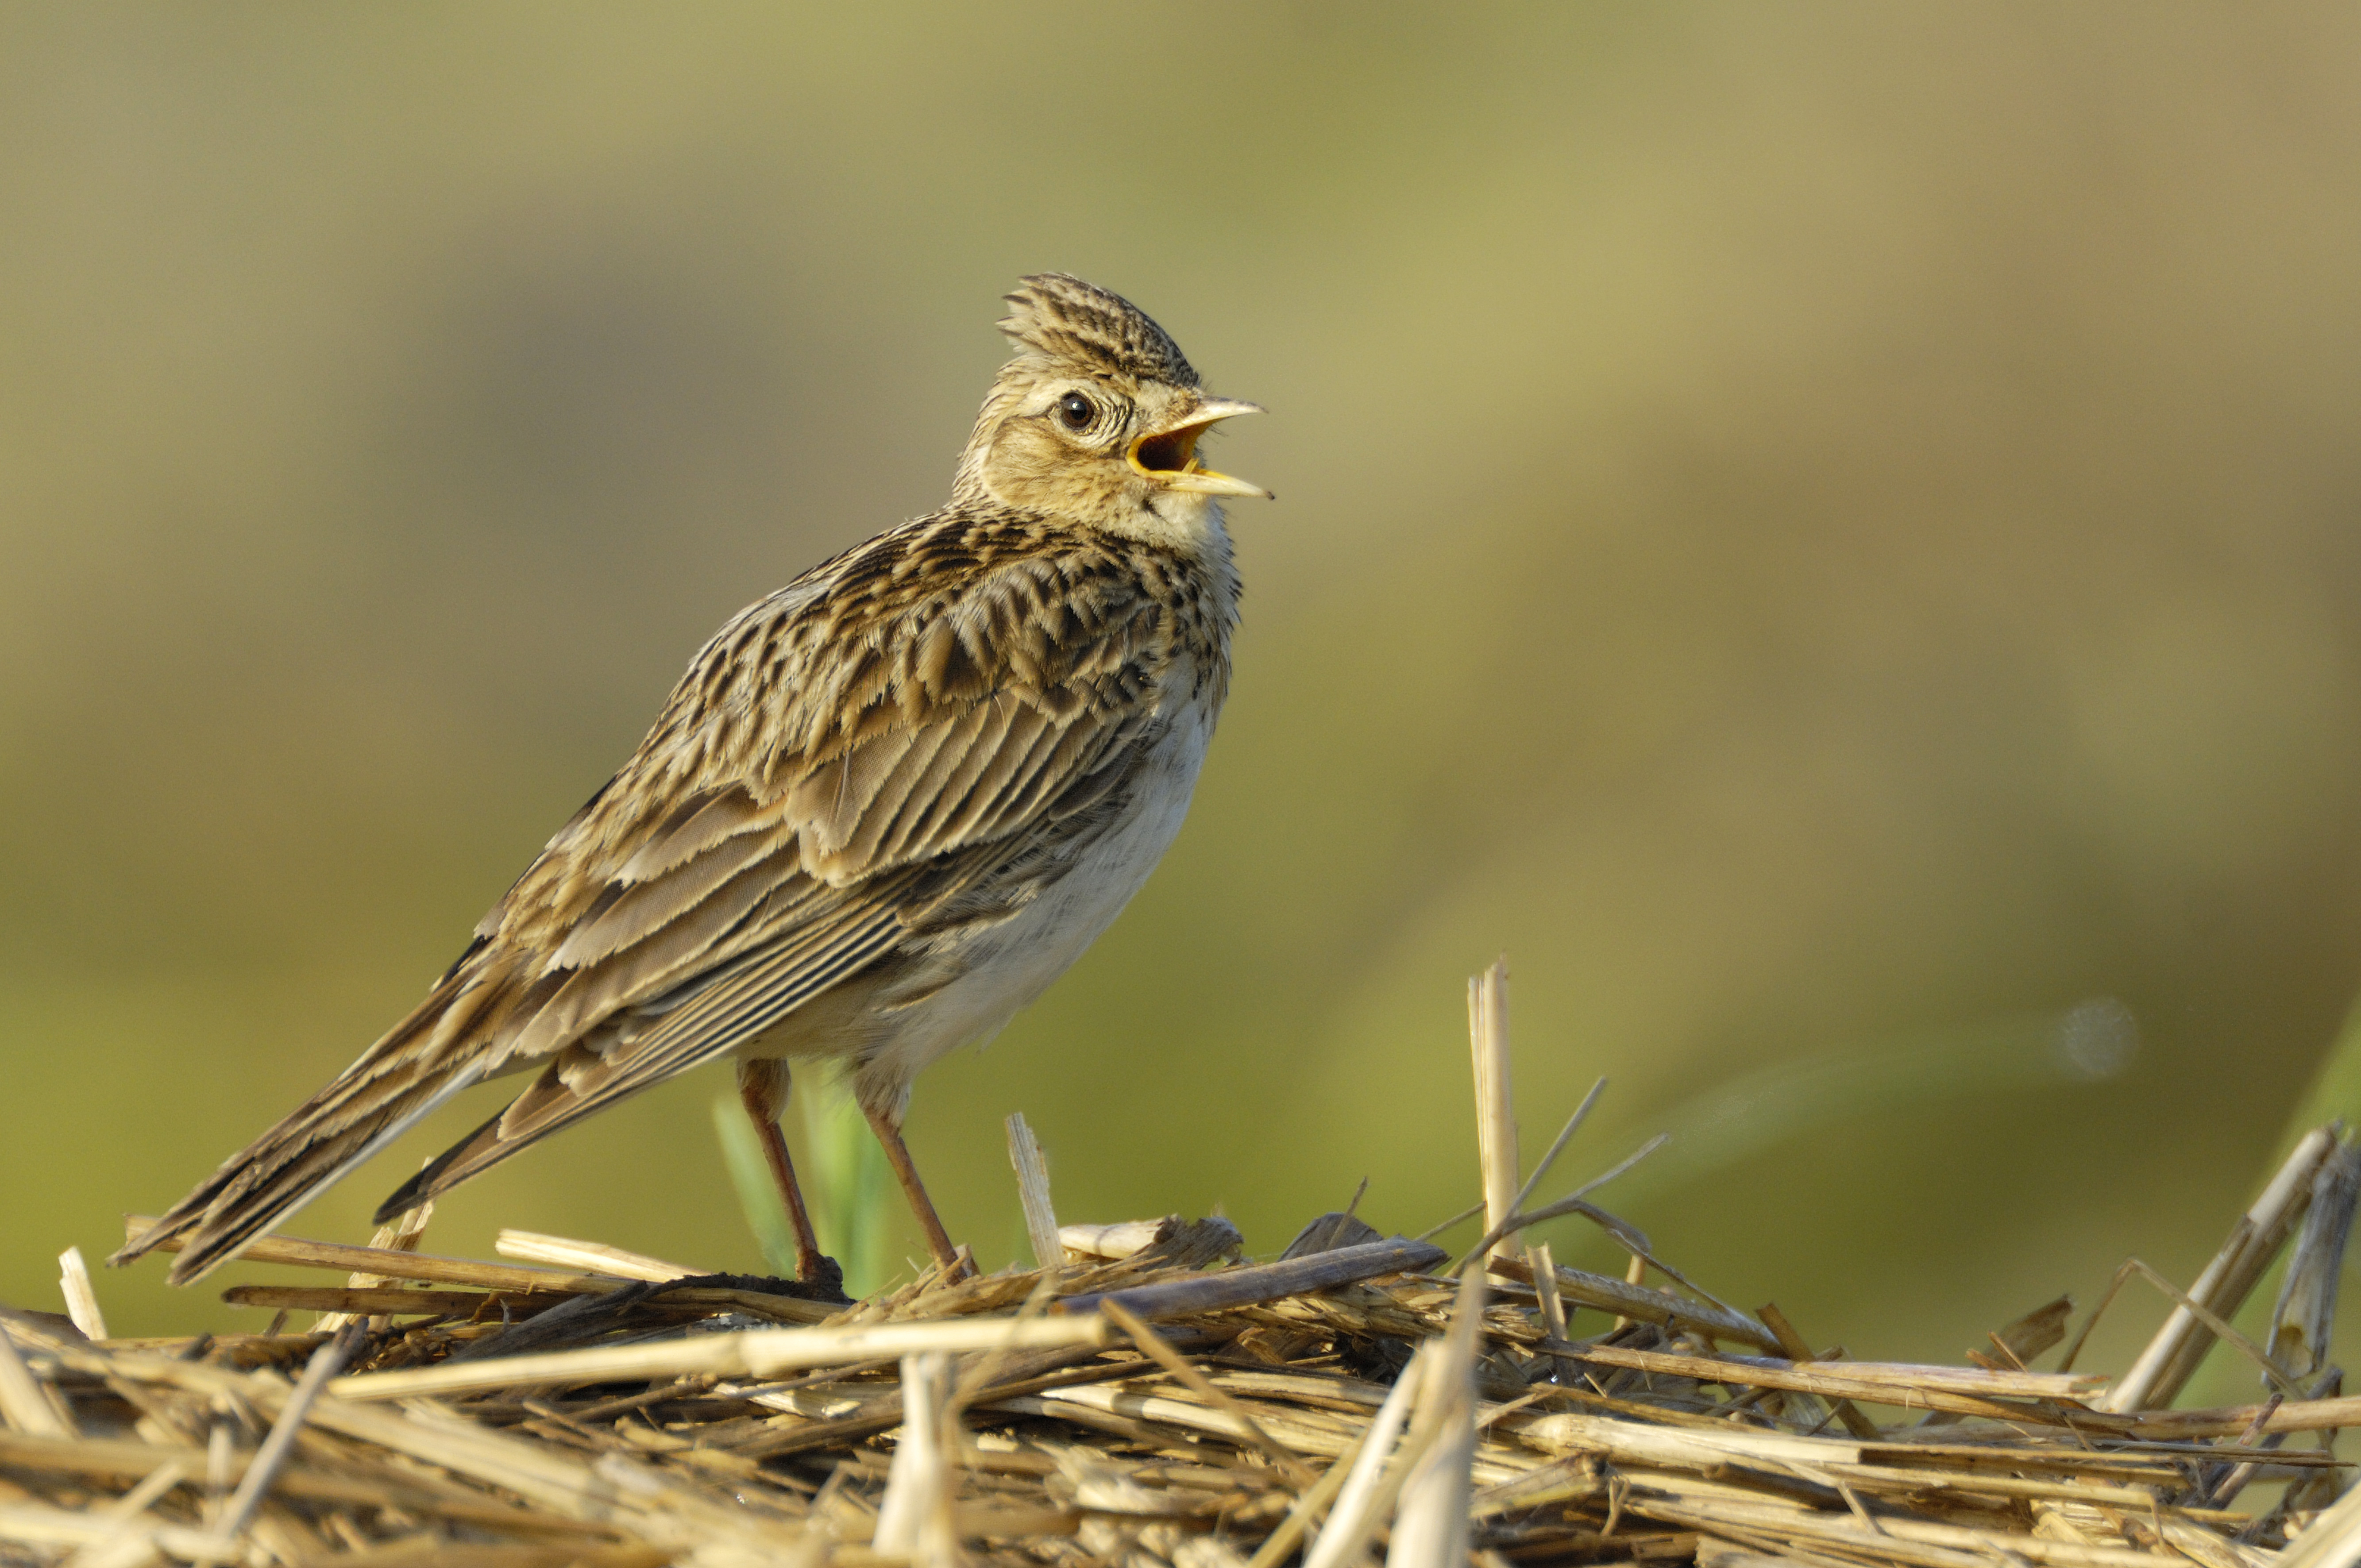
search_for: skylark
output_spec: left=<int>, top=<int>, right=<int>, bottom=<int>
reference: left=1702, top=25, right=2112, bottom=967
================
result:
left=116, top=274, right=1268, bottom=1287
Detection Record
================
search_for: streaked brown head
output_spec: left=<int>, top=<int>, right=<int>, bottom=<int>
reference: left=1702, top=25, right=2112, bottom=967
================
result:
left=954, top=273, right=1269, bottom=533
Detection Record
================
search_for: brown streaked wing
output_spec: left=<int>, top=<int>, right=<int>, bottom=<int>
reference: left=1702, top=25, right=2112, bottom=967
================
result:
left=613, top=786, right=772, bottom=885
left=500, top=853, right=799, bottom=1064
left=548, top=819, right=797, bottom=971
left=132, top=526, right=1188, bottom=1279
left=377, top=685, right=1169, bottom=1217
left=463, top=572, right=1163, bottom=1073
left=414, top=705, right=1158, bottom=1146
left=369, top=855, right=967, bottom=1217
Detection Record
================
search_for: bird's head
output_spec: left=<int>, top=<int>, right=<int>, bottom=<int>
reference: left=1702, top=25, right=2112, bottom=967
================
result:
left=953, top=274, right=1269, bottom=539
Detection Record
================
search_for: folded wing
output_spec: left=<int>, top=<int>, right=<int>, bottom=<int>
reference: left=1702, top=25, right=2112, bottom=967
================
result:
left=121, top=535, right=1177, bottom=1284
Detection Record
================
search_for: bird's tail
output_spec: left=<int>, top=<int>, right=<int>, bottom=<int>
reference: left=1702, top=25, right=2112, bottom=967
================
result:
left=110, top=1042, right=486, bottom=1287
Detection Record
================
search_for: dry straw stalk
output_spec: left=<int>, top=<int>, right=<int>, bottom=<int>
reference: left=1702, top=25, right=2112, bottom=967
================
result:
left=4, top=968, right=2350, bottom=1567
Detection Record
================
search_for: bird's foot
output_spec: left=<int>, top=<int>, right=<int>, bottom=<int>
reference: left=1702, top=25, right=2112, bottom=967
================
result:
left=792, top=1251, right=847, bottom=1300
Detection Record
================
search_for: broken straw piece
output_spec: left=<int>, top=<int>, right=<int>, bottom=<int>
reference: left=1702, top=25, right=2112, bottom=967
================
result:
left=1469, top=959, right=1521, bottom=1263
left=2104, top=1124, right=2340, bottom=1412
left=55, top=1250, right=106, bottom=1342
left=493, top=1229, right=705, bottom=1283
left=1007, top=1113, right=1062, bottom=1270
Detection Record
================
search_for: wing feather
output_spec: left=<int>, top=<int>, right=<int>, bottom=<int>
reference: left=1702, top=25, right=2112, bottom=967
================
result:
left=615, top=787, right=770, bottom=884
left=505, top=855, right=789, bottom=1062
left=373, top=864, right=952, bottom=1214
left=927, top=702, right=1064, bottom=839
left=549, top=821, right=795, bottom=971
left=833, top=715, right=963, bottom=870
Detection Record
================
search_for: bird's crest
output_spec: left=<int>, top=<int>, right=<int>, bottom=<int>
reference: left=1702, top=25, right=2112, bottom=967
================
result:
left=999, top=274, right=1199, bottom=388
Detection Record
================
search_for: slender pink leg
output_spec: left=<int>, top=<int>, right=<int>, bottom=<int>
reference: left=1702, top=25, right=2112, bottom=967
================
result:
left=737, top=1059, right=828, bottom=1284
left=862, top=1102, right=968, bottom=1278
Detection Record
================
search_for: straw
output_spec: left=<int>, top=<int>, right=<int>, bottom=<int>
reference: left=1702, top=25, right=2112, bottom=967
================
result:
left=0, top=992, right=2334, bottom=1568
left=2103, top=1125, right=2337, bottom=1411
left=1056, top=1236, right=1446, bottom=1319
left=181, top=1323, right=360, bottom=1556
left=56, top=1250, right=106, bottom=1342
left=0, top=1323, right=72, bottom=1438
left=1005, top=1113, right=1062, bottom=1271
left=872, top=1351, right=957, bottom=1567
left=1390, top=1264, right=1486, bottom=1567
left=2268, top=1134, right=2360, bottom=1383
left=1470, top=959, right=1521, bottom=1262
left=123, top=1216, right=624, bottom=1294
left=329, top=1313, right=1110, bottom=1400
left=313, top=1194, right=434, bottom=1332
left=494, top=1229, right=705, bottom=1282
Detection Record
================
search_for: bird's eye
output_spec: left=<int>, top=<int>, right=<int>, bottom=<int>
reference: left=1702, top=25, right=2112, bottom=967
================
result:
left=1056, top=392, right=1095, bottom=431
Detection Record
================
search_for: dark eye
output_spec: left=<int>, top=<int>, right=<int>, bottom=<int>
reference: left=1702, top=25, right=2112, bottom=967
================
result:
left=1056, top=392, right=1095, bottom=431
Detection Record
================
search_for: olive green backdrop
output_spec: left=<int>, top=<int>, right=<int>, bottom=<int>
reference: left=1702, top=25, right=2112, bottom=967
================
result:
left=6, top=4, right=2361, bottom=1405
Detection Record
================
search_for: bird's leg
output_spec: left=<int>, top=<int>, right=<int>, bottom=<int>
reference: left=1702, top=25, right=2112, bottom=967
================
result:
left=862, top=1102, right=968, bottom=1279
left=735, top=1059, right=829, bottom=1285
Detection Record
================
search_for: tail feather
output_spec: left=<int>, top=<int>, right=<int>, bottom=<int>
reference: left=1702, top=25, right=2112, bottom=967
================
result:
left=370, top=1045, right=652, bottom=1224
left=112, top=1052, right=486, bottom=1286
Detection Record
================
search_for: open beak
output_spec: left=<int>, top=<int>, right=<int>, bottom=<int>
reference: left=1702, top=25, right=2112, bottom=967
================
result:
left=1127, top=397, right=1272, bottom=499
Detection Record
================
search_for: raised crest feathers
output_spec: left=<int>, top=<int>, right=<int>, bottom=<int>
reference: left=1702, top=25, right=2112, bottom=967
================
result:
left=999, top=272, right=1199, bottom=387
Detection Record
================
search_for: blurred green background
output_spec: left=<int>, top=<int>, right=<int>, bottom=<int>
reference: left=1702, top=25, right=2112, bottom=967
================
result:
left=6, top=4, right=2361, bottom=1404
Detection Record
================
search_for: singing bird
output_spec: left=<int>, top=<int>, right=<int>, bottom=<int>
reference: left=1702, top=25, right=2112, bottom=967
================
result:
left=116, top=274, right=1268, bottom=1288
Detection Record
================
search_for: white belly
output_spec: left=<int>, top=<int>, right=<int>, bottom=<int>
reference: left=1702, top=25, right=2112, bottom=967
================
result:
left=848, top=700, right=1215, bottom=1111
